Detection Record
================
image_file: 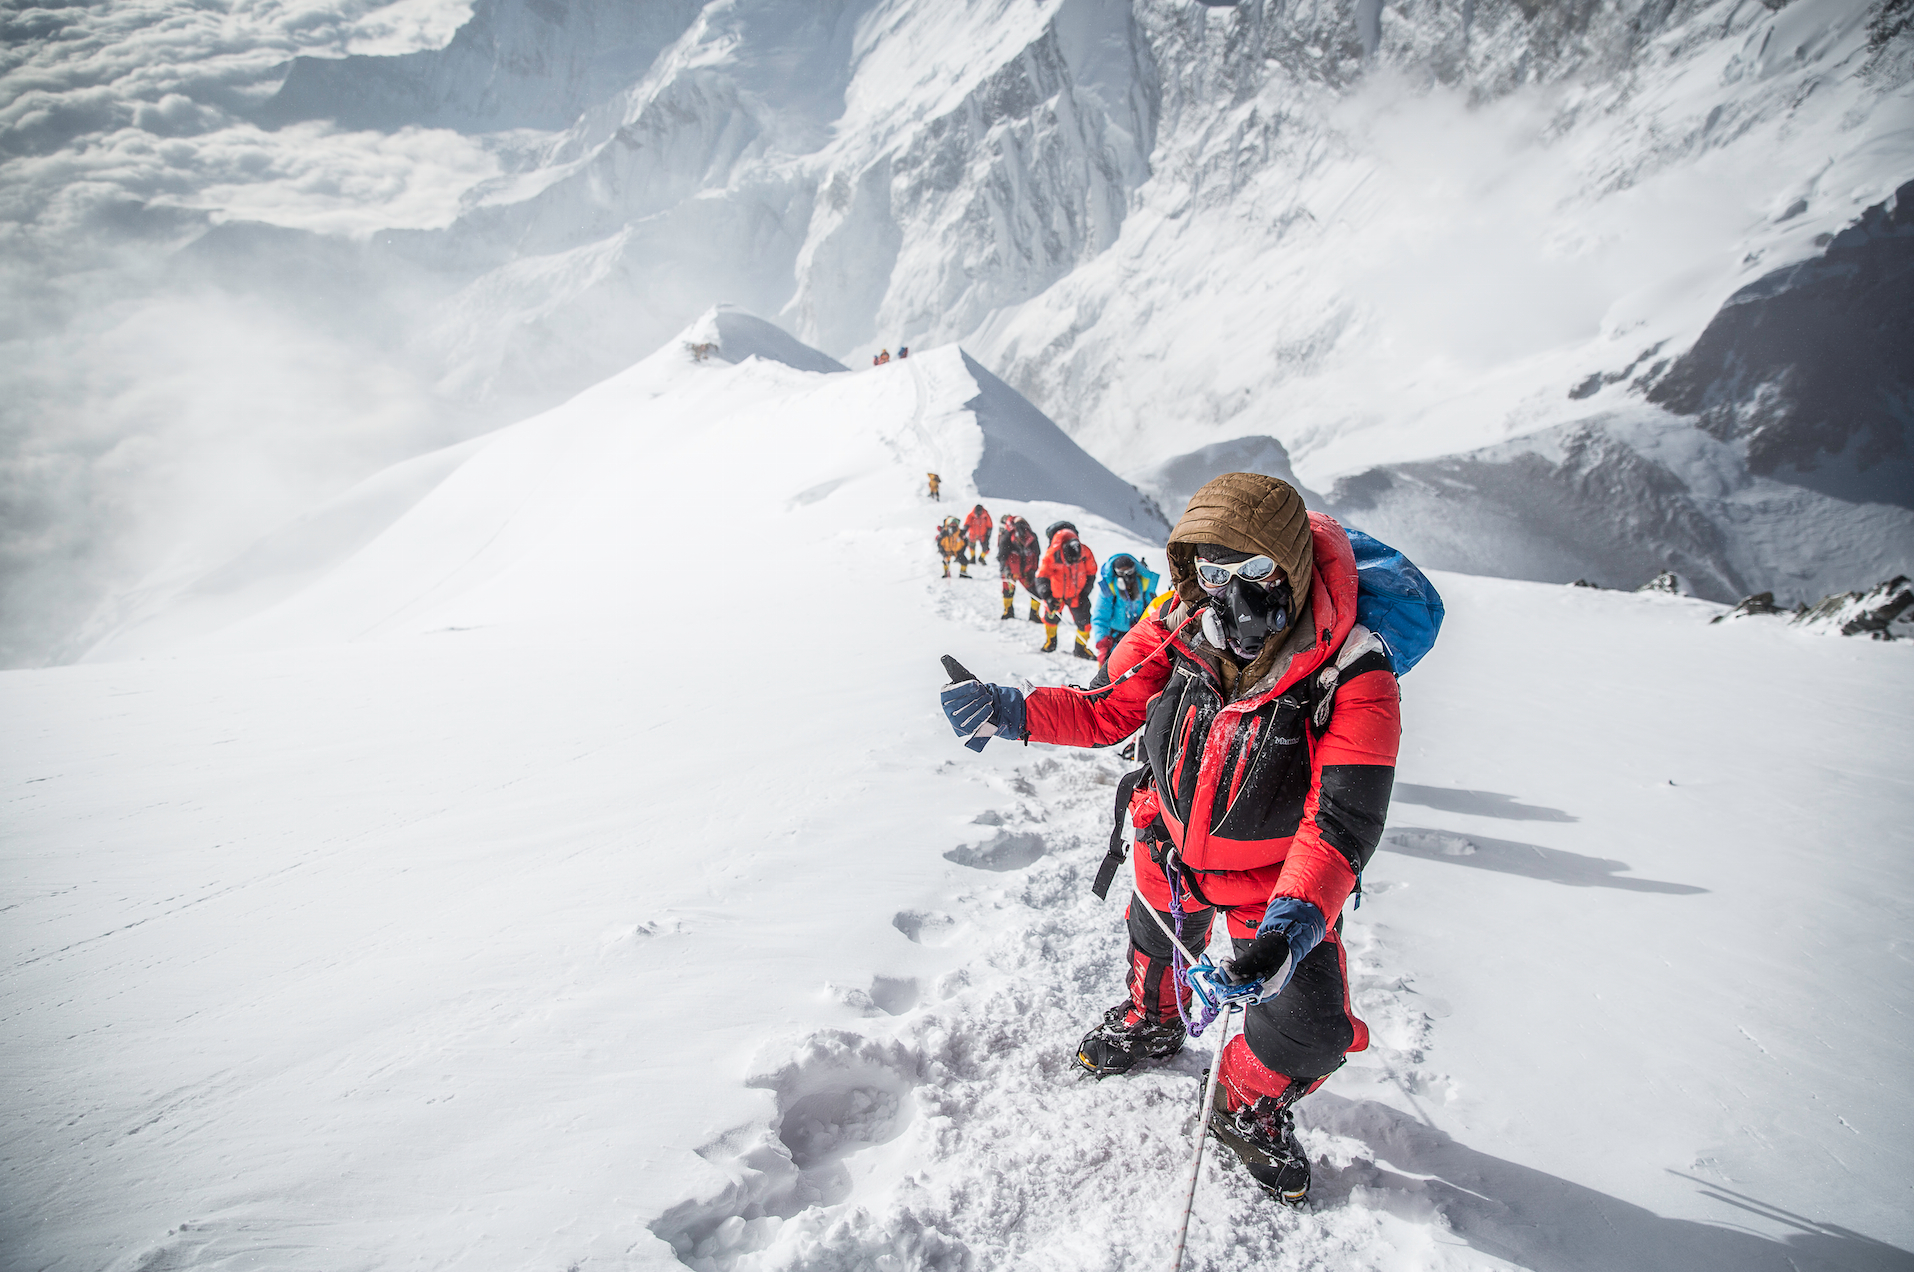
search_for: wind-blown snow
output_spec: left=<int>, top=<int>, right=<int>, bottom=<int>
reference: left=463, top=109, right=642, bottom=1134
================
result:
left=6, top=330, right=1911, bottom=1271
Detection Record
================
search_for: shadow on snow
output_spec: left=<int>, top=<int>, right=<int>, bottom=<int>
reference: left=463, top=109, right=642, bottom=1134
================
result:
left=1380, top=827, right=1706, bottom=894
left=1391, top=783, right=1578, bottom=823
left=1306, top=1095, right=1913, bottom=1272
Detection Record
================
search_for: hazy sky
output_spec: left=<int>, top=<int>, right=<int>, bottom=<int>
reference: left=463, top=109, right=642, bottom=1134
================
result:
left=0, top=0, right=489, bottom=666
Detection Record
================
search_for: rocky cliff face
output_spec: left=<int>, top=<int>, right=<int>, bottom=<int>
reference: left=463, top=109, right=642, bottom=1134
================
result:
left=204, top=0, right=1914, bottom=603
left=1645, top=180, right=1914, bottom=509
left=255, top=0, right=1163, bottom=419
left=975, top=0, right=1911, bottom=602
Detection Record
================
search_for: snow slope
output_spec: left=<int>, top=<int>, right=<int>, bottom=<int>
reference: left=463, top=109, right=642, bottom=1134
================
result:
left=77, top=312, right=1160, bottom=664
left=6, top=327, right=1912, bottom=1271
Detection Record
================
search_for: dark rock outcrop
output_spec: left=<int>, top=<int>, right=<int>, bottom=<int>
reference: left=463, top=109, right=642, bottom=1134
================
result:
left=1710, top=592, right=1782, bottom=623
left=1792, top=576, right=1914, bottom=639
left=1322, top=421, right=1748, bottom=603
left=1645, top=180, right=1914, bottom=509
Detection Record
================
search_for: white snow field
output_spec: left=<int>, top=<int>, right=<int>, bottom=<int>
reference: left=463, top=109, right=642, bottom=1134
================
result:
left=5, top=319, right=1912, bottom=1272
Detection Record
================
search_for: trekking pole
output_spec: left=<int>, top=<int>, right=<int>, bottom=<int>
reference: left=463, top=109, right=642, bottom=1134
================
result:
left=1168, top=1003, right=1239, bottom=1272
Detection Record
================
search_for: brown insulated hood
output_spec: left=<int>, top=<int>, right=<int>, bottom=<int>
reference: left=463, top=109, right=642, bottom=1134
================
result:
left=1166, top=472, right=1313, bottom=616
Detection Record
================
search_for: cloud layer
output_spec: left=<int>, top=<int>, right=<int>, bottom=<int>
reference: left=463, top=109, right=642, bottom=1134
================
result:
left=0, top=0, right=492, bottom=665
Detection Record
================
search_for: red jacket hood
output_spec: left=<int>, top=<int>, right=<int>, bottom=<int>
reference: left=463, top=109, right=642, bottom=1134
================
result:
left=1304, top=511, right=1359, bottom=661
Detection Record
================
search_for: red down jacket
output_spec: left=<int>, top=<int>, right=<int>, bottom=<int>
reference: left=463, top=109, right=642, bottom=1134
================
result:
left=1035, top=529, right=1097, bottom=603
left=1023, top=513, right=1401, bottom=925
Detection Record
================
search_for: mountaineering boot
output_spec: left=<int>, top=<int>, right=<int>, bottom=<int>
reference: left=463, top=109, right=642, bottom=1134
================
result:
left=1209, top=1094, right=1312, bottom=1205
left=942, top=564, right=951, bottom=579
left=1072, top=632, right=1096, bottom=660
left=1002, top=593, right=1015, bottom=619
left=1029, top=599, right=1042, bottom=623
left=1074, top=1002, right=1185, bottom=1077
left=1041, top=624, right=1059, bottom=653
left=959, top=563, right=970, bottom=578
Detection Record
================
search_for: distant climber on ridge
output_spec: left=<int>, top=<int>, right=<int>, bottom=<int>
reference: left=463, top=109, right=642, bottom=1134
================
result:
left=939, top=473, right=1413, bottom=1208
left=898, top=345, right=910, bottom=359
left=1088, top=553, right=1164, bottom=688
left=997, top=514, right=1042, bottom=622
left=1035, top=523, right=1097, bottom=659
left=963, top=504, right=993, bottom=566
left=927, top=472, right=941, bottom=501
left=936, top=516, right=969, bottom=579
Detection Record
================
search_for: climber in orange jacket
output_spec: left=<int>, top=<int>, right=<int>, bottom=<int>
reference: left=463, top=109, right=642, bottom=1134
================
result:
left=1035, top=524, right=1097, bottom=659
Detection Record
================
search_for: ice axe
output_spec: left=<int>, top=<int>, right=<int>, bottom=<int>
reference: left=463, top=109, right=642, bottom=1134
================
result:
left=940, top=655, right=998, bottom=752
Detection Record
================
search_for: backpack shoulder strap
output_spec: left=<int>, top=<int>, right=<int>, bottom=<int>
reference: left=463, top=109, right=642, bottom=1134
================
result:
left=1092, top=765, right=1153, bottom=900
left=1304, top=624, right=1390, bottom=737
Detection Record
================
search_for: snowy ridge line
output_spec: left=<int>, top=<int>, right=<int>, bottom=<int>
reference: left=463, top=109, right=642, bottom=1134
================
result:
left=70, top=319, right=1159, bottom=662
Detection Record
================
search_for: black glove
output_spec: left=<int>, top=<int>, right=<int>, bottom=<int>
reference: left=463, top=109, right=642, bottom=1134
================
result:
left=1228, top=928, right=1293, bottom=982
left=1224, top=897, right=1328, bottom=996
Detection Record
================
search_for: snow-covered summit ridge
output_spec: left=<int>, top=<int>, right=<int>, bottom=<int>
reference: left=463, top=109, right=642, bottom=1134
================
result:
left=962, top=350, right=1170, bottom=542
left=685, top=305, right=851, bottom=375
left=78, top=312, right=1161, bottom=662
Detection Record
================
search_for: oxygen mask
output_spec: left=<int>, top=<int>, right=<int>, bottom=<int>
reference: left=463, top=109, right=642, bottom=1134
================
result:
left=1194, top=546, right=1291, bottom=659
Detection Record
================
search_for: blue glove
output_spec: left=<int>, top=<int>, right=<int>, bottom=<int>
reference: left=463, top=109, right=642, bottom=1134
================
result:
left=1207, top=898, right=1328, bottom=1004
left=940, top=679, right=1025, bottom=751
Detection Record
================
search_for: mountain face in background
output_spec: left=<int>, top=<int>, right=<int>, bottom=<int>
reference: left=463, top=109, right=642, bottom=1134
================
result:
left=1645, top=179, right=1914, bottom=509
left=210, top=0, right=1914, bottom=601
left=0, top=0, right=1910, bottom=664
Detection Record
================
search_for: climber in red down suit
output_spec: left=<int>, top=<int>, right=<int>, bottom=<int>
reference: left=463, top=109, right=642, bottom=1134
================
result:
left=937, top=473, right=1400, bottom=1206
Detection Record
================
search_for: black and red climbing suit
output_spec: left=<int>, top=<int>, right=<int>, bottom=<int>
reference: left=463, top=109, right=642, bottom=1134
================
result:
left=997, top=516, right=1043, bottom=622
left=1022, top=508, right=1399, bottom=1115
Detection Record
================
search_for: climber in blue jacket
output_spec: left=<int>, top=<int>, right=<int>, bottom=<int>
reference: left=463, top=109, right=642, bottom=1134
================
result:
left=1088, top=554, right=1164, bottom=683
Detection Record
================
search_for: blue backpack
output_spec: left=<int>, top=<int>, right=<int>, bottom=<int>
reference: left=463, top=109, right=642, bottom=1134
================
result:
left=1346, top=528, right=1444, bottom=676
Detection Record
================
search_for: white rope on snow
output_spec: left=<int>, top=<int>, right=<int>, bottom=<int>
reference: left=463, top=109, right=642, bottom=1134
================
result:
left=1168, top=1004, right=1239, bottom=1272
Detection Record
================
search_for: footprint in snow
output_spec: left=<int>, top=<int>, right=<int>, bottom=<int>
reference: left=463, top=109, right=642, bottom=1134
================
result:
left=650, top=1032, right=922, bottom=1268
left=943, top=828, right=1046, bottom=871
left=891, top=909, right=958, bottom=945
left=826, top=975, right=920, bottom=1016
